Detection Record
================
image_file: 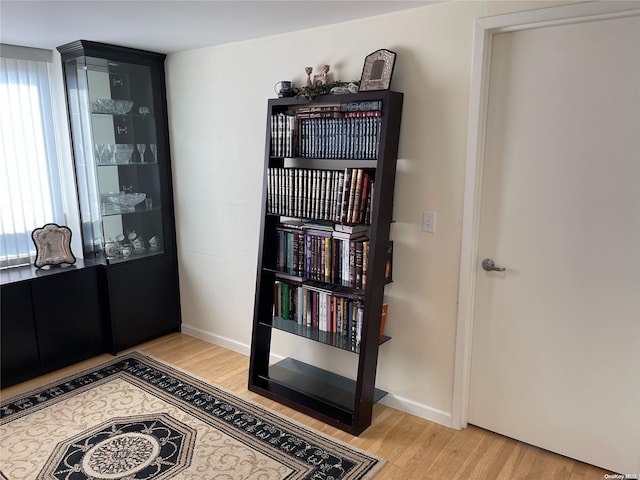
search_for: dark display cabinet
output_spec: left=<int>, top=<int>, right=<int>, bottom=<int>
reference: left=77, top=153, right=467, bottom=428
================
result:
left=57, top=40, right=181, bottom=352
left=249, top=90, right=403, bottom=434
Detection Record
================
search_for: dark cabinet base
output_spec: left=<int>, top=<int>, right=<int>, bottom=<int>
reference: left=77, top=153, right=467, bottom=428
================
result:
left=1, top=256, right=181, bottom=389
left=32, top=266, right=107, bottom=371
left=1, top=282, right=40, bottom=387
left=1, top=263, right=107, bottom=388
left=107, top=254, right=181, bottom=352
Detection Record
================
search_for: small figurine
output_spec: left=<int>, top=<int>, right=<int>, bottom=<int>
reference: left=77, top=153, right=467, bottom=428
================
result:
left=313, top=65, right=331, bottom=86
left=149, top=236, right=161, bottom=251
left=104, top=238, right=118, bottom=258
left=305, top=67, right=313, bottom=87
left=133, top=236, right=145, bottom=253
left=322, top=65, right=330, bottom=84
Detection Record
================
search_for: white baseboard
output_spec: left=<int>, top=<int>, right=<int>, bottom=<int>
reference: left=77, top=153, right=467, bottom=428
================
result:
left=181, top=323, right=454, bottom=429
left=379, top=393, right=453, bottom=429
left=181, top=324, right=251, bottom=356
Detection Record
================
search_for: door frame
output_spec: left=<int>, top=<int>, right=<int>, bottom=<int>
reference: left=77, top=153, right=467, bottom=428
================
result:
left=451, top=1, right=640, bottom=430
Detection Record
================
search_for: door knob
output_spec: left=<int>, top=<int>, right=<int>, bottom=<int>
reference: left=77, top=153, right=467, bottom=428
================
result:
left=482, top=258, right=506, bottom=272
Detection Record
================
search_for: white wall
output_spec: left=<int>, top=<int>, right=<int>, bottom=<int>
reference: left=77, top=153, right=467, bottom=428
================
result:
left=165, top=0, right=576, bottom=426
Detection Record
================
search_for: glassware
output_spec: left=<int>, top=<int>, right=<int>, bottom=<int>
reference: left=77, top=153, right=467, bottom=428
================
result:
left=114, top=144, right=134, bottom=163
left=94, top=143, right=104, bottom=163
left=136, top=143, right=146, bottom=162
left=149, top=144, right=157, bottom=162
left=107, top=143, right=117, bottom=163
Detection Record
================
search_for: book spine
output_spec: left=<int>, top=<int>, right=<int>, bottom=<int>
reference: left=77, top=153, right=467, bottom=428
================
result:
left=273, top=282, right=280, bottom=317
left=296, top=111, right=343, bottom=119
left=346, top=168, right=359, bottom=224
left=342, top=110, right=382, bottom=118
left=281, top=282, right=290, bottom=320
left=297, top=286, right=303, bottom=324
left=362, top=240, right=369, bottom=289
left=297, top=105, right=341, bottom=113
left=355, top=240, right=364, bottom=289
left=340, top=100, right=382, bottom=112
left=358, top=173, right=370, bottom=224
left=351, top=169, right=364, bottom=223
left=319, top=170, right=327, bottom=220
left=349, top=240, right=356, bottom=287
left=298, top=233, right=305, bottom=277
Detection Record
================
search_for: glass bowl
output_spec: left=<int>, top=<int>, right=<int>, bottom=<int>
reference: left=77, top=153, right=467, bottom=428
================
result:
left=113, top=144, right=134, bottom=163
left=102, top=192, right=146, bottom=213
left=91, top=99, right=134, bottom=114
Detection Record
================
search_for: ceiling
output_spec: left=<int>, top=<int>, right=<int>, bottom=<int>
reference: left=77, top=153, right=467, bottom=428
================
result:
left=1, top=1, right=432, bottom=54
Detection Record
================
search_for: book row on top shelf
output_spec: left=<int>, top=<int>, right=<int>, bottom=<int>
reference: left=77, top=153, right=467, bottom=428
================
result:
left=271, top=100, right=383, bottom=159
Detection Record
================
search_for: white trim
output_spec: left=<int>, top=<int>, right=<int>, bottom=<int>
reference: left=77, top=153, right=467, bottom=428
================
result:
left=452, top=1, right=640, bottom=430
left=380, top=394, right=452, bottom=428
left=181, top=324, right=251, bottom=356
left=451, top=16, right=493, bottom=431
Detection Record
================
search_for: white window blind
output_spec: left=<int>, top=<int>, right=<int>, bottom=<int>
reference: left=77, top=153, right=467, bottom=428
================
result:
left=0, top=50, right=66, bottom=268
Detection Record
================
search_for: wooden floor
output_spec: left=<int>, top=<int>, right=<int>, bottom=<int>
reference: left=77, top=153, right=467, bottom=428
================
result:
left=1, top=333, right=610, bottom=480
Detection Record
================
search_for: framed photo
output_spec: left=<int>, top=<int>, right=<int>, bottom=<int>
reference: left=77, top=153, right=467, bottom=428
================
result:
left=32, top=223, right=76, bottom=268
left=359, top=49, right=397, bottom=92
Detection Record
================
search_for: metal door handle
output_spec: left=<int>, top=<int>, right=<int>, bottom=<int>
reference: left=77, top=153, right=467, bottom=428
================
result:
left=482, top=258, right=506, bottom=272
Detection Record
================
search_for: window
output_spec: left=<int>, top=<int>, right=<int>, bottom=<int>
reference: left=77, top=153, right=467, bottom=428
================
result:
left=0, top=46, right=66, bottom=268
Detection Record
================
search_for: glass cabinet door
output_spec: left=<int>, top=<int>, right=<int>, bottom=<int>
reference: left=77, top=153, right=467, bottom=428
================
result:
left=63, top=55, right=164, bottom=263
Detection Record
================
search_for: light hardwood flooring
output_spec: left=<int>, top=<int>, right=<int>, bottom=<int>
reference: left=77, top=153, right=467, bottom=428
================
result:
left=1, top=333, right=611, bottom=480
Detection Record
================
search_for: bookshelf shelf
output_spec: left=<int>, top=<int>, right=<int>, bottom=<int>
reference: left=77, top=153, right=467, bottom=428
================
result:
left=249, top=90, right=403, bottom=435
left=263, top=317, right=391, bottom=353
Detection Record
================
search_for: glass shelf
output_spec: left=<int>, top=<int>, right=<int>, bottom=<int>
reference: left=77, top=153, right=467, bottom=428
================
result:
left=101, top=207, right=159, bottom=217
left=265, top=358, right=388, bottom=413
left=96, top=161, right=159, bottom=167
left=267, top=317, right=391, bottom=354
left=91, top=112, right=155, bottom=119
left=105, top=248, right=164, bottom=265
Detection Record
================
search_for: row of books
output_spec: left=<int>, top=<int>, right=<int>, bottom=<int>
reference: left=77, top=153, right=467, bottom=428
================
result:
left=297, top=116, right=382, bottom=159
left=270, top=100, right=383, bottom=159
left=270, top=113, right=295, bottom=158
left=267, top=167, right=374, bottom=224
left=276, top=225, right=370, bottom=289
left=274, top=280, right=364, bottom=343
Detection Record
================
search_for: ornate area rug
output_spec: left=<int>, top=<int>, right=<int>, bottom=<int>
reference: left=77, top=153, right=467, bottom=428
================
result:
left=0, top=352, right=383, bottom=480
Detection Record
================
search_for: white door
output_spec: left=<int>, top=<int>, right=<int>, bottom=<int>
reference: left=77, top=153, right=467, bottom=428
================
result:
left=468, top=12, right=640, bottom=475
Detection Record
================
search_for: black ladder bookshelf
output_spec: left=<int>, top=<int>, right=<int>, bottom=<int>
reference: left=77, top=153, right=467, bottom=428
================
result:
left=249, top=90, right=403, bottom=435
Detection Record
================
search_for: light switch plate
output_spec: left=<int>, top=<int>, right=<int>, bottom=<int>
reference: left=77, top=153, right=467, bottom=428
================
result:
left=423, top=211, right=436, bottom=233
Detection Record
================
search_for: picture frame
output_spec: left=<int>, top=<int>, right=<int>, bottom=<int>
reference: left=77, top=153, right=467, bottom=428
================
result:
left=359, top=49, right=397, bottom=92
left=31, top=223, right=76, bottom=268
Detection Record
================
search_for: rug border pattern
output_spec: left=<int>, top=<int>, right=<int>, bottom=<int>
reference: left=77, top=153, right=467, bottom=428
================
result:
left=0, top=352, right=385, bottom=480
